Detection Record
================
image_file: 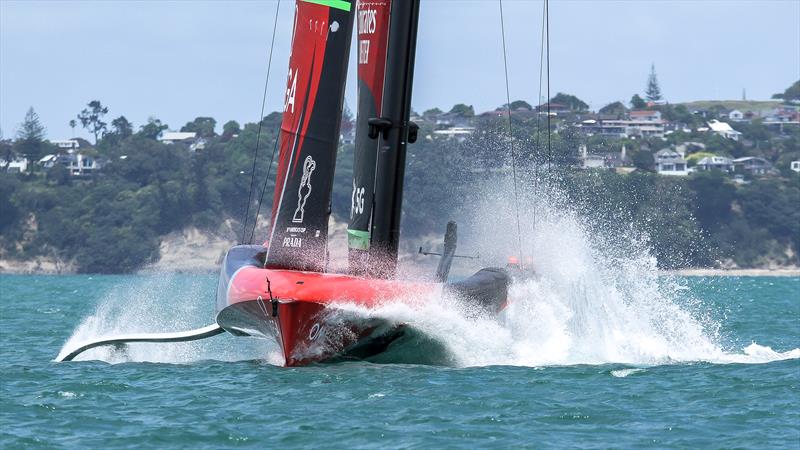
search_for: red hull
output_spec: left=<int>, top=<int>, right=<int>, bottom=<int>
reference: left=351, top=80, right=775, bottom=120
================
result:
left=215, top=245, right=509, bottom=366
left=218, top=264, right=438, bottom=366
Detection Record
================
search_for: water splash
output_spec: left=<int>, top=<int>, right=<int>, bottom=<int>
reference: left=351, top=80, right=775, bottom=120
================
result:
left=56, top=274, right=276, bottom=364
left=376, top=178, right=800, bottom=368
left=57, top=179, right=798, bottom=367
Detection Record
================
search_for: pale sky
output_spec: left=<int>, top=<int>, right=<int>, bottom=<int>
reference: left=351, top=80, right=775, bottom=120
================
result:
left=1, top=0, right=798, bottom=141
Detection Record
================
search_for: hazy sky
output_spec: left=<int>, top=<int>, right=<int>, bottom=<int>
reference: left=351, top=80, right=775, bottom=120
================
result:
left=2, top=0, right=798, bottom=141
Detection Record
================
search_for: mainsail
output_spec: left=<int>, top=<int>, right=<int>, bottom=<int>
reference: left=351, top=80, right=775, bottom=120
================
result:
left=348, top=0, right=392, bottom=275
left=265, top=0, right=355, bottom=271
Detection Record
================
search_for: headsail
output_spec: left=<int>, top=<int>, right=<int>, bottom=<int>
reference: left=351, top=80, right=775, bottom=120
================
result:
left=265, top=0, right=355, bottom=271
left=348, top=0, right=392, bottom=275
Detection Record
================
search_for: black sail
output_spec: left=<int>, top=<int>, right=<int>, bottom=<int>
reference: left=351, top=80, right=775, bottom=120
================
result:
left=348, top=0, right=392, bottom=275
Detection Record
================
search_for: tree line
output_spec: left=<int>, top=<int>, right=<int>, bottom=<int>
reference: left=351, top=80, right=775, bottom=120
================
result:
left=1, top=96, right=798, bottom=273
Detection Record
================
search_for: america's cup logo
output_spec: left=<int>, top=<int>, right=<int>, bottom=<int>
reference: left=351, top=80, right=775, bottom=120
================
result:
left=292, top=156, right=317, bottom=223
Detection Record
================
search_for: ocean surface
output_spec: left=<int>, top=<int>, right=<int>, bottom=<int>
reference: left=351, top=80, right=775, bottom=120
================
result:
left=1, top=274, right=798, bottom=448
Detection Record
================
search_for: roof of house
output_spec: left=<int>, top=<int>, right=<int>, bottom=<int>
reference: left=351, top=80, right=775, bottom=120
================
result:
left=707, top=119, right=741, bottom=134
left=733, top=156, right=771, bottom=165
left=655, top=148, right=680, bottom=157
left=161, top=132, right=197, bottom=141
left=630, top=110, right=660, bottom=117
left=697, top=156, right=733, bottom=166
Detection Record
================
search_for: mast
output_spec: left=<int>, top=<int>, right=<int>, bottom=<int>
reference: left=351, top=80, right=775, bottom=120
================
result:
left=367, top=0, right=420, bottom=278
left=348, top=0, right=392, bottom=275
left=264, top=0, right=355, bottom=272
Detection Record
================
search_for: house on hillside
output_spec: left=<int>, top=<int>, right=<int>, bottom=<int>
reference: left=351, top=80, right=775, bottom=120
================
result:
left=38, top=153, right=103, bottom=176
left=654, top=148, right=688, bottom=176
left=1, top=156, right=30, bottom=173
left=50, top=139, right=81, bottom=151
left=695, top=155, right=734, bottom=172
left=790, top=161, right=800, bottom=173
left=160, top=131, right=197, bottom=144
left=432, top=127, right=475, bottom=141
left=38, top=154, right=65, bottom=168
left=728, top=110, right=745, bottom=121
left=733, top=157, right=773, bottom=175
left=707, top=119, right=742, bottom=141
left=629, top=110, right=662, bottom=122
left=579, top=144, right=630, bottom=170
left=160, top=131, right=206, bottom=151
left=432, top=112, right=473, bottom=128
left=535, top=102, right=569, bottom=115
left=579, top=145, right=605, bottom=169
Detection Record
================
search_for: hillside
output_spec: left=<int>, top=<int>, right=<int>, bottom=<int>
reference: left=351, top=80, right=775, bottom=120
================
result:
left=1, top=103, right=798, bottom=274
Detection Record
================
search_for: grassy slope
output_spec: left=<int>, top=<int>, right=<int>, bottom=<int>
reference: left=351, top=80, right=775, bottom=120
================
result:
left=677, top=100, right=782, bottom=111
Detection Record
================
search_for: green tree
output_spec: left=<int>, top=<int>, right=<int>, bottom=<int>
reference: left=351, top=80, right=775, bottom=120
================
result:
left=630, top=94, right=646, bottom=109
left=507, top=100, right=533, bottom=111
left=78, top=100, right=109, bottom=144
left=771, top=80, right=800, bottom=103
left=449, top=103, right=475, bottom=117
left=14, top=107, right=48, bottom=160
left=69, top=119, right=77, bottom=137
left=549, top=93, right=588, bottom=111
left=687, top=171, right=735, bottom=232
left=138, top=117, right=168, bottom=140
left=111, top=116, right=133, bottom=138
left=181, top=117, right=217, bottom=138
left=222, top=120, right=241, bottom=139
left=598, top=101, right=626, bottom=116
left=645, top=64, right=663, bottom=102
left=423, top=107, right=443, bottom=119
left=632, top=149, right=654, bottom=171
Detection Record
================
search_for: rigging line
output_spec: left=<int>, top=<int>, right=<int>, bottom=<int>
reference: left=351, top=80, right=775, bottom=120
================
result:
left=248, top=136, right=280, bottom=245
left=545, top=0, right=552, bottom=174
left=533, top=0, right=547, bottom=231
left=498, top=0, right=524, bottom=261
left=240, top=0, right=282, bottom=245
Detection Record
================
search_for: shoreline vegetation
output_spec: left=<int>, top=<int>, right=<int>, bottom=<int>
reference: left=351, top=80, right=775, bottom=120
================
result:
left=1, top=85, right=798, bottom=275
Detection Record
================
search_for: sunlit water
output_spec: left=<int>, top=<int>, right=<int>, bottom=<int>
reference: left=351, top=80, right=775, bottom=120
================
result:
left=1, top=273, right=798, bottom=448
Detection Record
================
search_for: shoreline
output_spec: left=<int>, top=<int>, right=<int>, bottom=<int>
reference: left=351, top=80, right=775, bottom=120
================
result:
left=1, top=261, right=798, bottom=277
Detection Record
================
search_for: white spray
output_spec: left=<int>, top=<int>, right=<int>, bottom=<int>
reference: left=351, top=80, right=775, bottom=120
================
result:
left=58, top=178, right=799, bottom=367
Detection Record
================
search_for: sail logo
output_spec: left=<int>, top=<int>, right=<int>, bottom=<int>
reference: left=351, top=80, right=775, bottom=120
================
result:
left=351, top=180, right=365, bottom=219
left=293, top=156, right=317, bottom=223
left=358, top=8, right=377, bottom=35
left=358, top=40, right=370, bottom=65
left=285, top=68, right=298, bottom=113
left=282, top=237, right=302, bottom=248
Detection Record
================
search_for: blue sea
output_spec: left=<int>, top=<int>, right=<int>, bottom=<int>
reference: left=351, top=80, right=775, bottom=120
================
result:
left=1, top=274, right=798, bottom=448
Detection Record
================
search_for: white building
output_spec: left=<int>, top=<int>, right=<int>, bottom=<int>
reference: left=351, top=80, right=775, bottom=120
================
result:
left=587, top=119, right=666, bottom=139
left=733, top=157, right=773, bottom=175
left=728, top=110, right=745, bottom=121
left=695, top=155, right=734, bottom=172
left=49, top=139, right=81, bottom=151
left=629, top=110, right=662, bottom=122
left=791, top=160, right=800, bottom=173
left=655, top=148, right=688, bottom=176
left=1, top=156, right=29, bottom=173
left=432, top=127, right=475, bottom=140
left=707, top=119, right=742, bottom=141
left=160, top=132, right=198, bottom=144
left=38, top=153, right=102, bottom=175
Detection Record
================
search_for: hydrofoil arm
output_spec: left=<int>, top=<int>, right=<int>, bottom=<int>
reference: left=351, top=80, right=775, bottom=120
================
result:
left=57, top=323, right=226, bottom=362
